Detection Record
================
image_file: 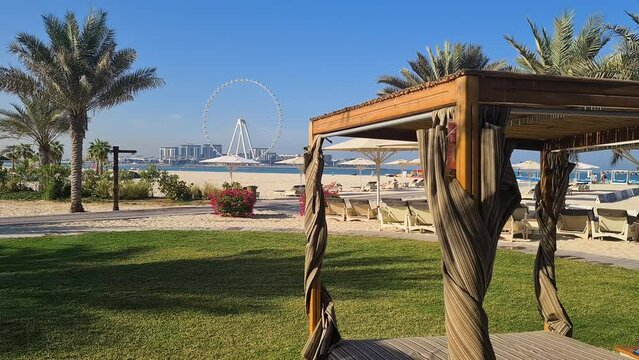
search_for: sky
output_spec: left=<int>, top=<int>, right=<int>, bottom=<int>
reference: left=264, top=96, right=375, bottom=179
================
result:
left=0, top=0, right=638, bottom=168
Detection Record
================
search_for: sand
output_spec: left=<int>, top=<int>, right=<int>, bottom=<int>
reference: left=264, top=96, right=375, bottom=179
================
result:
left=168, top=170, right=386, bottom=199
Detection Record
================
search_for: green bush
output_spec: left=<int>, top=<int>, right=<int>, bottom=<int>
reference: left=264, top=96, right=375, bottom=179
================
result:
left=119, top=180, right=150, bottom=200
left=82, top=170, right=99, bottom=197
left=190, top=183, right=204, bottom=200
left=94, top=177, right=112, bottom=198
left=140, top=165, right=161, bottom=197
left=158, top=171, right=192, bottom=201
left=0, top=190, right=41, bottom=200
left=39, top=164, right=71, bottom=200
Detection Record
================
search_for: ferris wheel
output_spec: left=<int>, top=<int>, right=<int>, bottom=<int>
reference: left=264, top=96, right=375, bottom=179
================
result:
left=202, top=78, right=283, bottom=160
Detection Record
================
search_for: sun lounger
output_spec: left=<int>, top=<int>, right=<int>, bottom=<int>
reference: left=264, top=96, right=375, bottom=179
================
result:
left=346, top=199, right=377, bottom=221
left=502, top=203, right=533, bottom=241
left=407, top=200, right=436, bottom=233
left=591, top=208, right=639, bottom=242
left=362, top=181, right=377, bottom=192
left=325, top=197, right=347, bottom=221
left=284, top=184, right=305, bottom=197
left=557, top=208, right=593, bottom=240
left=379, top=199, right=410, bottom=232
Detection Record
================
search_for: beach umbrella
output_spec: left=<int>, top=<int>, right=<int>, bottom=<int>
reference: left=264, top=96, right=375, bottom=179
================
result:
left=200, top=154, right=260, bottom=182
left=325, top=138, right=418, bottom=207
left=340, top=157, right=375, bottom=175
left=573, top=162, right=600, bottom=183
left=511, top=160, right=541, bottom=170
left=276, top=156, right=305, bottom=183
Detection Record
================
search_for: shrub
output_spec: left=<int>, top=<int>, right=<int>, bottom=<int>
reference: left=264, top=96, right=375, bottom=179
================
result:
left=39, top=164, right=71, bottom=200
left=210, top=187, right=256, bottom=217
left=190, top=183, right=204, bottom=200
left=222, top=181, right=243, bottom=190
left=299, top=187, right=339, bottom=216
left=0, top=166, right=8, bottom=188
left=158, top=171, right=192, bottom=201
left=140, top=165, right=161, bottom=196
left=201, top=182, right=217, bottom=199
left=0, top=190, right=41, bottom=200
left=119, top=180, right=150, bottom=200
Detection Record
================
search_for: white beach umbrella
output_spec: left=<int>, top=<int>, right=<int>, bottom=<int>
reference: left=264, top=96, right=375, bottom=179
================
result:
left=276, top=156, right=305, bottom=183
left=573, top=162, right=599, bottom=170
left=340, top=158, right=375, bottom=187
left=325, top=138, right=418, bottom=207
left=200, top=155, right=260, bottom=182
left=511, top=160, right=541, bottom=170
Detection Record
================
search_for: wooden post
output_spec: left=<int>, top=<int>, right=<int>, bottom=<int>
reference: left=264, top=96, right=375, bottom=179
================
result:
left=455, top=76, right=481, bottom=199
left=110, top=146, right=137, bottom=211
left=308, top=122, right=321, bottom=335
left=113, top=146, right=120, bottom=211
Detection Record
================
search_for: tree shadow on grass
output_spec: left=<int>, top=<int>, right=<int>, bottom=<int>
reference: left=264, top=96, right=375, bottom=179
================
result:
left=0, top=241, right=441, bottom=357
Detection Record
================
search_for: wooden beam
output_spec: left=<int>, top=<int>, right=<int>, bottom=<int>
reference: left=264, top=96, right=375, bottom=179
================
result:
left=479, top=73, right=639, bottom=110
left=455, top=76, right=480, bottom=199
left=312, top=80, right=457, bottom=136
left=544, top=125, right=639, bottom=151
left=511, top=139, right=545, bottom=151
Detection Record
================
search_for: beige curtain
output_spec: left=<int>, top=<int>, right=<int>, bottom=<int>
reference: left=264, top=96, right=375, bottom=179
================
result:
left=534, top=151, right=575, bottom=336
left=302, top=137, right=341, bottom=360
left=419, top=106, right=520, bottom=360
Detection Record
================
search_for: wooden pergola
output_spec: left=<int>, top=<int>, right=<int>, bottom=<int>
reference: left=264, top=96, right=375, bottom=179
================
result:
left=303, top=70, right=639, bottom=360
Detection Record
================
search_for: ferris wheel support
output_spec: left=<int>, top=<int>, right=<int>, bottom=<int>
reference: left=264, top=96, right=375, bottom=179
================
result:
left=228, top=118, right=258, bottom=159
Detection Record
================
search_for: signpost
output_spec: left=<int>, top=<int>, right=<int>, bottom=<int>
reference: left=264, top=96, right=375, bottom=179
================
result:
left=110, top=146, right=137, bottom=211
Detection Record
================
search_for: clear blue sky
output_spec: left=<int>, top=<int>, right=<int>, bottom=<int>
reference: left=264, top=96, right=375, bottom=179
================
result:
left=0, top=1, right=637, bottom=168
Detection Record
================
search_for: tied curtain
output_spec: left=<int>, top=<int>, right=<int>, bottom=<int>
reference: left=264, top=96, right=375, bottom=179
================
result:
left=534, top=151, right=575, bottom=336
left=419, top=106, right=521, bottom=360
left=302, top=137, right=341, bottom=360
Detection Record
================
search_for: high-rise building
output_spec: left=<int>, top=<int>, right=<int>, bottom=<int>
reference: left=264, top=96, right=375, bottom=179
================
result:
left=159, top=146, right=179, bottom=163
left=202, top=143, right=223, bottom=159
left=180, top=144, right=202, bottom=160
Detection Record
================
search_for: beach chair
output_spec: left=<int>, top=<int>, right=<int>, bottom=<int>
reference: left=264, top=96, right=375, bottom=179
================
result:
left=557, top=208, right=593, bottom=240
left=362, top=181, right=377, bottom=192
left=325, top=197, right=347, bottom=221
left=407, top=200, right=436, bottom=233
left=591, top=208, right=639, bottom=242
left=346, top=199, right=377, bottom=221
left=379, top=199, right=410, bottom=232
left=502, top=204, right=533, bottom=241
left=284, top=184, right=305, bottom=197
left=323, top=182, right=342, bottom=194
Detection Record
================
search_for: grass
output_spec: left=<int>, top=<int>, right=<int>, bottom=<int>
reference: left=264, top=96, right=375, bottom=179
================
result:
left=0, top=231, right=637, bottom=359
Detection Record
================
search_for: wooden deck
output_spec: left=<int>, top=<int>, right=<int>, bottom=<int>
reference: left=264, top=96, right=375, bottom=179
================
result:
left=328, top=331, right=624, bottom=359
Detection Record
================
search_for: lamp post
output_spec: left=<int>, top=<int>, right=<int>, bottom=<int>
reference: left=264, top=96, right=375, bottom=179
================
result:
left=110, top=146, right=137, bottom=211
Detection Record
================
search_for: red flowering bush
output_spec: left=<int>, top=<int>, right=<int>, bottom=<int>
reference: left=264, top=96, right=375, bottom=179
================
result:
left=210, top=186, right=256, bottom=217
left=299, top=187, right=339, bottom=216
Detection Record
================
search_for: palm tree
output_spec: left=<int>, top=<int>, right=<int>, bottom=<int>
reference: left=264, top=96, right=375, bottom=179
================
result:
left=377, top=41, right=508, bottom=95
left=15, top=143, right=35, bottom=167
left=88, top=139, right=110, bottom=175
left=0, top=10, right=164, bottom=212
left=2, top=145, right=20, bottom=171
left=504, top=11, right=611, bottom=77
left=607, top=11, right=639, bottom=80
left=50, top=141, right=64, bottom=164
left=0, top=93, right=69, bottom=165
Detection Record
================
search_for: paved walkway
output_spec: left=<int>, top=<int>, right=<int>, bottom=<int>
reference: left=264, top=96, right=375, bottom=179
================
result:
left=0, top=202, right=637, bottom=271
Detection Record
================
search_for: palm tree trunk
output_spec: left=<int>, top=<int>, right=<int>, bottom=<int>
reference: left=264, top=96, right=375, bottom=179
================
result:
left=70, top=116, right=86, bottom=213
left=39, top=145, right=51, bottom=166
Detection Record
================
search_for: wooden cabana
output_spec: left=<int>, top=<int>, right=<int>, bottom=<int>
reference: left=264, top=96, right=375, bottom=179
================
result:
left=303, top=70, right=639, bottom=360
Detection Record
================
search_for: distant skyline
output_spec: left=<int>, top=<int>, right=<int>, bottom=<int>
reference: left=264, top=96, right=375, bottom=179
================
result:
left=0, top=1, right=638, bottom=168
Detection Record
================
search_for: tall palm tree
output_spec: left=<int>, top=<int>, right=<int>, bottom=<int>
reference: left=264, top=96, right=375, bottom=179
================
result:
left=50, top=140, right=64, bottom=164
left=88, top=139, right=110, bottom=175
left=2, top=145, right=20, bottom=171
left=607, top=11, right=639, bottom=80
left=505, top=11, right=611, bottom=77
left=0, top=10, right=164, bottom=212
left=0, top=93, right=69, bottom=165
left=377, top=41, right=508, bottom=95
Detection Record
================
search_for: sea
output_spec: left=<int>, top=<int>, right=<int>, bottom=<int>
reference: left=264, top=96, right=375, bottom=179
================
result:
left=117, top=164, right=400, bottom=176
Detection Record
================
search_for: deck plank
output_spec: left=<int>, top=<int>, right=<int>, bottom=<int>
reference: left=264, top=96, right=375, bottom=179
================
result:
left=328, top=331, right=624, bottom=360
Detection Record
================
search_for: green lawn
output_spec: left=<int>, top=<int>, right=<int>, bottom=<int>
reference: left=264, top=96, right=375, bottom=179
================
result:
left=0, top=231, right=637, bottom=359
